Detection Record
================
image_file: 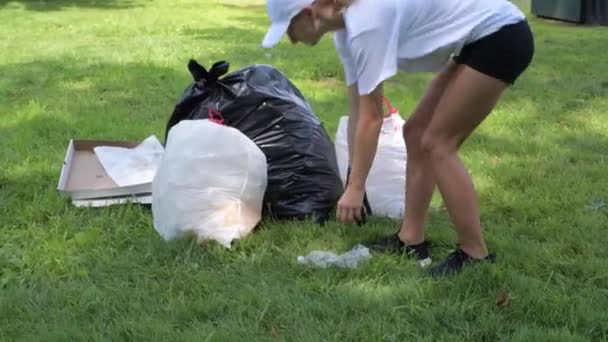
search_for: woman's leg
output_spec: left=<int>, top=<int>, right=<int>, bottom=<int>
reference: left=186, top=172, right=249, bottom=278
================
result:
left=370, top=61, right=462, bottom=261
left=398, top=61, right=462, bottom=245
left=421, top=65, right=508, bottom=262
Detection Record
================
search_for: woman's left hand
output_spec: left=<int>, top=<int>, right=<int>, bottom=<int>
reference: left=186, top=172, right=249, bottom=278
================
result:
left=337, top=185, right=365, bottom=224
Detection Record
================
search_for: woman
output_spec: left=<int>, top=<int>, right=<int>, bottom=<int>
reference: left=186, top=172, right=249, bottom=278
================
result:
left=261, top=0, right=534, bottom=277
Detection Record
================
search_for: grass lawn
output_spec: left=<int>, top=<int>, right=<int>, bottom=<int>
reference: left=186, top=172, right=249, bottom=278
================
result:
left=1, top=0, right=607, bottom=340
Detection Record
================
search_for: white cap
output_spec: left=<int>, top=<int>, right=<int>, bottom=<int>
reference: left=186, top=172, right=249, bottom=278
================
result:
left=261, top=0, right=315, bottom=48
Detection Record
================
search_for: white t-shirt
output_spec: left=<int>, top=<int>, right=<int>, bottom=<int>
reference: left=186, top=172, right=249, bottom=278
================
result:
left=333, top=0, right=526, bottom=95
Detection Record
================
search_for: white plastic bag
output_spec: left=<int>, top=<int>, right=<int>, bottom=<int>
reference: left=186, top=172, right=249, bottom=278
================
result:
left=94, top=135, right=164, bottom=187
left=334, top=97, right=407, bottom=219
left=152, top=120, right=268, bottom=248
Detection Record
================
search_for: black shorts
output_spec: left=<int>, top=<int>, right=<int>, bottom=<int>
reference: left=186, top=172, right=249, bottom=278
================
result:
left=453, top=20, right=535, bottom=84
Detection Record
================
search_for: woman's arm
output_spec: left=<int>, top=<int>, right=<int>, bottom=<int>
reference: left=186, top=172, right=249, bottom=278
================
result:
left=338, top=83, right=384, bottom=223
left=346, top=83, right=359, bottom=163
left=348, top=83, right=384, bottom=189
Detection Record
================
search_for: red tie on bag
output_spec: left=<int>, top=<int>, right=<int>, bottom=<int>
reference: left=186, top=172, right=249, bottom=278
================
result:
left=382, top=96, right=399, bottom=116
left=380, top=96, right=402, bottom=135
left=208, top=108, right=225, bottom=125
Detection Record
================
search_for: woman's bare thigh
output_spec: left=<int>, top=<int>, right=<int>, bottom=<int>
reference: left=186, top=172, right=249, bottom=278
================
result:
left=422, top=65, right=508, bottom=152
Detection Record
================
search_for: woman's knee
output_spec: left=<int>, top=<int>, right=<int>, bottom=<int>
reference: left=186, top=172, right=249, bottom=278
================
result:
left=402, top=119, right=426, bottom=151
left=420, top=131, right=456, bottom=161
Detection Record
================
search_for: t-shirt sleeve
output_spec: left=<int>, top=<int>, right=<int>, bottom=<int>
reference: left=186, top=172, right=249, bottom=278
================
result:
left=333, top=31, right=358, bottom=87
left=349, top=26, right=398, bottom=95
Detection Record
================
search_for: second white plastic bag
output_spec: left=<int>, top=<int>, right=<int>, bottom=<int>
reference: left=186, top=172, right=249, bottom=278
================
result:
left=334, top=97, right=407, bottom=219
left=94, top=135, right=164, bottom=187
left=152, top=120, right=268, bottom=248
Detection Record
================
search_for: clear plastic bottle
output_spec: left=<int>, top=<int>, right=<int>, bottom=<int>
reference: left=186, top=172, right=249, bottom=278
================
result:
left=297, top=244, right=372, bottom=269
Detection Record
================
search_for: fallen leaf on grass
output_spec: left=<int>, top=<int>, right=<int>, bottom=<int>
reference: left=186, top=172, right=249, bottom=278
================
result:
left=491, top=157, right=502, bottom=167
left=270, top=324, right=281, bottom=341
left=496, top=290, right=511, bottom=307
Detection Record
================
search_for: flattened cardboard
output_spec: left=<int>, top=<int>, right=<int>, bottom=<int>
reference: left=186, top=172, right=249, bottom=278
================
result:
left=58, top=139, right=153, bottom=200
left=72, top=194, right=152, bottom=208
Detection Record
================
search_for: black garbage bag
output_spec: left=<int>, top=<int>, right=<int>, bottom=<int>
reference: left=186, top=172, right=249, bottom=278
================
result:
left=164, top=60, right=344, bottom=224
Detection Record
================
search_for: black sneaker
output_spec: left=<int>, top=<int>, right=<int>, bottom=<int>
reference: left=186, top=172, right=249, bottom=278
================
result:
left=367, top=234, right=432, bottom=267
left=426, top=249, right=496, bottom=278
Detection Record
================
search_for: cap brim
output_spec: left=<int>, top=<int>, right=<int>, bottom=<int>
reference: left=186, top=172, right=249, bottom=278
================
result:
left=261, top=21, right=290, bottom=48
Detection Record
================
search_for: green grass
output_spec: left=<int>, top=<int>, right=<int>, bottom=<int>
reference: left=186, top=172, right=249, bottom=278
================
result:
left=1, top=0, right=608, bottom=340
